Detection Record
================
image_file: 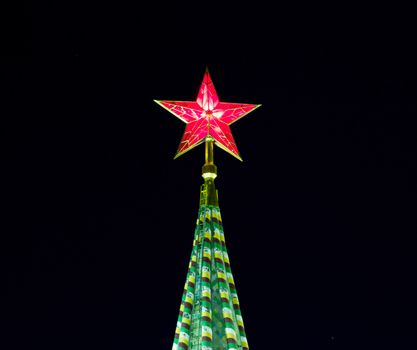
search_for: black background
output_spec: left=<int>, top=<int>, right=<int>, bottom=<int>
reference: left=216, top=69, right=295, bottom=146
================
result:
left=2, top=3, right=417, bottom=349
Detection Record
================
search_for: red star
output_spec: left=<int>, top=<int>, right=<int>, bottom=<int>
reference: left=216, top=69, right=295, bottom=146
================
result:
left=155, top=68, right=261, bottom=161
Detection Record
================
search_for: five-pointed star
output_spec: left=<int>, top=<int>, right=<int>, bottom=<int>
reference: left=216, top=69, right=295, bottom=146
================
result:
left=154, top=68, right=261, bottom=161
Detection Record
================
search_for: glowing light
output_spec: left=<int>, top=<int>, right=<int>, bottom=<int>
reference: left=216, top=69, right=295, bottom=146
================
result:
left=155, top=68, right=261, bottom=161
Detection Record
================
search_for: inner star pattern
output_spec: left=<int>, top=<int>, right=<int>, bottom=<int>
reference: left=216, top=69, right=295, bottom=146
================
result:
left=154, top=69, right=261, bottom=161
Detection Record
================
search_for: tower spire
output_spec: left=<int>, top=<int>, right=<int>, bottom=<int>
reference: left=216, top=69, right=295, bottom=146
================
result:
left=155, top=68, right=260, bottom=350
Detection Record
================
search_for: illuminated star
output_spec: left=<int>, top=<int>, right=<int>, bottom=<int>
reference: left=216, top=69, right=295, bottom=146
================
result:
left=154, top=68, right=261, bottom=161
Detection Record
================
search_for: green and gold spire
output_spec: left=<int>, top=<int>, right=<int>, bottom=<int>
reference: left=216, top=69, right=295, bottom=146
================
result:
left=155, top=69, right=260, bottom=350
left=172, top=141, right=249, bottom=350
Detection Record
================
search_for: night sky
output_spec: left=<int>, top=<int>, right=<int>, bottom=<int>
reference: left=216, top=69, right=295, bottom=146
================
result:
left=2, top=4, right=417, bottom=350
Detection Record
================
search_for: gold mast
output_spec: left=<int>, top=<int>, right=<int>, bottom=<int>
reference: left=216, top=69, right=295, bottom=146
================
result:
left=200, top=136, right=218, bottom=206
